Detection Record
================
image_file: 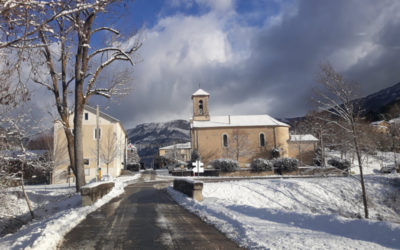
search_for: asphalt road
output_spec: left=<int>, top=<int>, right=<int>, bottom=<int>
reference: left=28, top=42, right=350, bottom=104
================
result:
left=59, top=172, right=243, bottom=250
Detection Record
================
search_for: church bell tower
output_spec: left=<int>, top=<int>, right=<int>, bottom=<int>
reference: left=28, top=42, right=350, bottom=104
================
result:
left=192, top=89, right=210, bottom=121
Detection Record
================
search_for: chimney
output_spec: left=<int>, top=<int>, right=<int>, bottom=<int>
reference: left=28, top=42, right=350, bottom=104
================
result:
left=228, top=115, right=231, bottom=124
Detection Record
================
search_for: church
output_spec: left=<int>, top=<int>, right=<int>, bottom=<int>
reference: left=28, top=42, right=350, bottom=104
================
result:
left=190, top=89, right=295, bottom=167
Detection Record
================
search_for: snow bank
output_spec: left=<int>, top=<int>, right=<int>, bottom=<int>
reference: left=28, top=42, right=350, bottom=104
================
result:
left=168, top=176, right=400, bottom=249
left=0, top=174, right=140, bottom=250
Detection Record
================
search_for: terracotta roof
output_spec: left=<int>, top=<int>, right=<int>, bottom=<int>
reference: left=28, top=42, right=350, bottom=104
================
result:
left=191, top=115, right=289, bottom=128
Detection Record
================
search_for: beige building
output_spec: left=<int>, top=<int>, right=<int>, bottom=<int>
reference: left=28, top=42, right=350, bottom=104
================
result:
left=371, top=120, right=390, bottom=133
left=159, top=142, right=192, bottom=162
left=52, top=105, right=127, bottom=184
left=288, top=134, right=318, bottom=165
left=190, top=89, right=291, bottom=167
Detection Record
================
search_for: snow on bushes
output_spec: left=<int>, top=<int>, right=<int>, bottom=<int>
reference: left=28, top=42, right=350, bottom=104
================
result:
left=191, top=150, right=200, bottom=162
left=327, top=158, right=350, bottom=170
left=273, top=157, right=299, bottom=172
left=251, top=158, right=273, bottom=172
left=271, top=148, right=280, bottom=158
left=210, top=159, right=240, bottom=172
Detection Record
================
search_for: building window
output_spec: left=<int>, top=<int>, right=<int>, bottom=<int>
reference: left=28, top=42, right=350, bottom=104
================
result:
left=259, top=133, right=265, bottom=147
left=222, top=134, right=228, bottom=147
left=84, top=113, right=89, bottom=120
left=84, top=168, right=90, bottom=176
left=84, top=158, right=89, bottom=165
left=94, top=128, right=101, bottom=139
left=199, top=100, right=203, bottom=115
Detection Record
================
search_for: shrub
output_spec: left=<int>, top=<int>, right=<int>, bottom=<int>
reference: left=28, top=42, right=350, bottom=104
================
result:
left=210, top=158, right=240, bottom=172
left=380, top=165, right=396, bottom=174
left=271, top=148, right=280, bottom=158
left=191, top=150, right=200, bottom=162
left=313, top=157, right=322, bottom=166
left=327, top=158, right=350, bottom=170
left=251, top=158, right=273, bottom=172
left=273, top=158, right=299, bottom=172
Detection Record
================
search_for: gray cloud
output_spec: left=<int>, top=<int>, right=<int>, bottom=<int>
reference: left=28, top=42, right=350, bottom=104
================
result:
left=34, top=0, right=400, bottom=129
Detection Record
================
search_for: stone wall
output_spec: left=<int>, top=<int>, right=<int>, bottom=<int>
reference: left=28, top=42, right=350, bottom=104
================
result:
left=80, top=182, right=115, bottom=206
left=173, top=179, right=203, bottom=202
left=219, top=169, right=274, bottom=177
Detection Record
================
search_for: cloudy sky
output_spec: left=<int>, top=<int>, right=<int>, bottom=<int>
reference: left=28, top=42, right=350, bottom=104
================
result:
left=34, top=0, right=400, bottom=128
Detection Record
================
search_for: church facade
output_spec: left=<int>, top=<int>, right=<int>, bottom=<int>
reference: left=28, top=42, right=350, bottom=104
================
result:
left=190, top=89, right=291, bottom=167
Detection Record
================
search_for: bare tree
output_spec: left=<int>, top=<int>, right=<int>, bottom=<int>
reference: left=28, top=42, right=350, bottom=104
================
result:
left=1, top=1, right=141, bottom=191
left=379, top=106, right=400, bottom=169
left=303, top=111, right=337, bottom=167
left=223, top=129, right=252, bottom=162
left=0, top=109, right=39, bottom=219
left=100, top=129, right=119, bottom=175
left=314, top=63, right=369, bottom=218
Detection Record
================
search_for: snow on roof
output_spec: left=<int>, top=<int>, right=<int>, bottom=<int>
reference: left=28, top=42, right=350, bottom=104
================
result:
left=389, top=117, right=400, bottom=124
left=290, top=134, right=319, bottom=142
left=191, top=115, right=289, bottom=128
left=84, top=105, right=119, bottom=123
left=84, top=105, right=127, bottom=135
left=371, top=120, right=389, bottom=126
left=160, top=142, right=191, bottom=150
left=192, top=89, right=210, bottom=97
left=371, top=120, right=383, bottom=125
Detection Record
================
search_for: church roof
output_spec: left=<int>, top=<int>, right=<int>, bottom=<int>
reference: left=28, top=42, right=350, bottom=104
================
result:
left=192, top=89, right=210, bottom=97
left=191, top=115, right=289, bottom=128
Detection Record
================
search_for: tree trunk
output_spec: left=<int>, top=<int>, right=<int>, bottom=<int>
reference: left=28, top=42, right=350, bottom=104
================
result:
left=352, top=122, right=369, bottom=219
left=63, top=127, right=78, bottom=191
left=21, top=163, right=34, bottom=219
left=320, top=132, right=326, bottom=167
left=74, top=80, right=86, bottom=190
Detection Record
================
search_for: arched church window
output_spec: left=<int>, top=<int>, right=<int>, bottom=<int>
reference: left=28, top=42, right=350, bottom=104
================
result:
left=259, top=133, right=265, bottom=147
left=199, top=100, right=203, bottom=115
left=222, top=134, right=228, bottom=147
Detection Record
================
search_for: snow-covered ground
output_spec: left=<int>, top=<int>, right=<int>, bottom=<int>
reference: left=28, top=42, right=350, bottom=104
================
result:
left=0, top=174, right=140, bottom=250
left=169, top=175, right=400, bottom=249
left=327, top=150, right=400, bottom=175
left=0, top=183, right=78, bottom=236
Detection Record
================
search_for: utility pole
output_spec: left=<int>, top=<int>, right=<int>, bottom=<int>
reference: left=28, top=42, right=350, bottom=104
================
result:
left=96, top=105, right=100, bottom=180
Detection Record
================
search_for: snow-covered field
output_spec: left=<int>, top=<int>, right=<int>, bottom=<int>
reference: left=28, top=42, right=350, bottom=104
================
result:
left=327, top=150, right=400, bottom=175
left=0, top=174, right=140, bottom=250
left=169, top=175, right=400, bottom=249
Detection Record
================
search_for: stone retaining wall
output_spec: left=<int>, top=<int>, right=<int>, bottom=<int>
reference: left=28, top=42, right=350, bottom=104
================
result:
left=80, top=182, right=115, bottom=206
left=173, top=179, right=203, bottom=202
left=219, top=169, right=274, bottom=177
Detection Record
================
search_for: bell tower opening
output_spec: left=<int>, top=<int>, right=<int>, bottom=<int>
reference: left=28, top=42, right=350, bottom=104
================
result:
left=199, top=100, right=203, bottom=115
left=192, top=89, right=210, bottom=121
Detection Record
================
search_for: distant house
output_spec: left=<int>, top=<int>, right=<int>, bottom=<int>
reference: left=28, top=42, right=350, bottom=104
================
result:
left=288, top=134, right=319, bottom=165
left=190, top=89, right=292, bottom=167
left=159, top=142, right=191, bottom=162
left=52, top=105, right=127, bottom=184
left=371, top=120, right=390, bottom=133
